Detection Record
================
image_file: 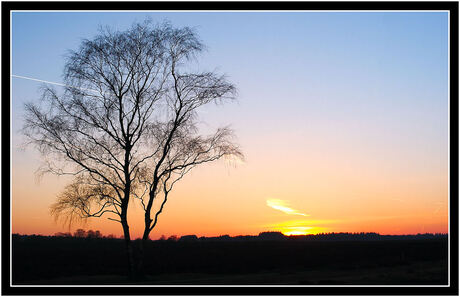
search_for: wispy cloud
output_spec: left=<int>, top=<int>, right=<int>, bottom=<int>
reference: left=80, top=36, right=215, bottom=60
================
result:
left=266, top=199, right=309, bottom=216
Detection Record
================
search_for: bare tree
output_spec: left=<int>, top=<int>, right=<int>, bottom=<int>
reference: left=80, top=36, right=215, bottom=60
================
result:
left=128, top=29, right=243, bottom=274
left=22, top=20, right=242, bottom=279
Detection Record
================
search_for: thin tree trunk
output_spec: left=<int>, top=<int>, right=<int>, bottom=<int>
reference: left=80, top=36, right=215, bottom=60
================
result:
left=136, top=239, right=147, bottom=278
left=121, top=143, right=135, bottom=279
left=142, top=189, right=155, bottom=241
left=121, top=220, right=135, bottom=280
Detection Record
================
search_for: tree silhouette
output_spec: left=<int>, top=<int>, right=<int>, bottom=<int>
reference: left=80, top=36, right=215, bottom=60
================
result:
left=73, top=229, right=87, bottom=238
left=23, top=20, right=242, bottom=279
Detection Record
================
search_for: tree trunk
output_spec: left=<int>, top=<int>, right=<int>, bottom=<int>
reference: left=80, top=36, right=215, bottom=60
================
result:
left=121, top=220, right=135, bottom=280
left=142, top=190, right=155, bottom=241
left=139, top=216, right=153, bottom=277
left=136, top=239, right=147, bottom=278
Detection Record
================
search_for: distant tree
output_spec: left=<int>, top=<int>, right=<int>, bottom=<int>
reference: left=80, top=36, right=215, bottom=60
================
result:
left=54, top=232, right=72, bottom=237
left=86, top=229, right=102, bottom=238
left=258, top=231, right=285, bottom=240
left=179, top=235, right=198, bottom=241
left=73, top=229, right=87, bottom=238
left=23, top=20, right=241, bottom=279
left=167, top=235, right=178, bottom=242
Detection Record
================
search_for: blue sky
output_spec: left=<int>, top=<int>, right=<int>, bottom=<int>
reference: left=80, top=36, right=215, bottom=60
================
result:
left=11, top=11, right=450, bottom=236
left=12, top=11, right=448, bottom=137
left=12, top=11, right=449, bottom=175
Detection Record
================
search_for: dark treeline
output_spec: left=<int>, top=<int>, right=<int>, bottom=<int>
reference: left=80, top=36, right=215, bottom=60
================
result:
left=19, top=230, right=448, bottom=241
left=12, top=232, right=448, bottom=284
left=54, top=229, right=110, bottom=239
left=182, top=231, right=448, bottom=242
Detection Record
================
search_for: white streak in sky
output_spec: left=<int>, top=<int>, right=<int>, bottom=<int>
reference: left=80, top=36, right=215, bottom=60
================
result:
left=266, top=199, right=309, bottom=216
left=12, top=74, right=98, bottom=93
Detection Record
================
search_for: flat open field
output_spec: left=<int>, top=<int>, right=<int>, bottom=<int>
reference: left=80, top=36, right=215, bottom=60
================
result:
left=12, top=236, right=448, bottom=285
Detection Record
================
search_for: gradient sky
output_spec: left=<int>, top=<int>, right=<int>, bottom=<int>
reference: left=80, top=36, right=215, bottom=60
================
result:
left=11, top=11, right=449, bottom=239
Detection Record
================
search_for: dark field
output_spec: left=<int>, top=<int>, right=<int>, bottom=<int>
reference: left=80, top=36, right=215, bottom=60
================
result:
left=12, top=235, right=448, bottom=285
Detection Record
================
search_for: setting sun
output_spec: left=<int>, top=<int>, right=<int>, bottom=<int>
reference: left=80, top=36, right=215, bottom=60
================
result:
left=281, top=228, right=318, bottom=236
left=266, top=220, right=331, bottom=236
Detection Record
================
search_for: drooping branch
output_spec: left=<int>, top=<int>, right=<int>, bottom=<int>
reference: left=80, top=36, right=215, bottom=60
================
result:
left=50, top=177, right=121, bottom=229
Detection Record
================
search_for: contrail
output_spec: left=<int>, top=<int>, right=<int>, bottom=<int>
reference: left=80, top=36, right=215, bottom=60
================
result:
left=12, top=74, right=98, bottom=93
left=12, top=74, right=69, bottom=87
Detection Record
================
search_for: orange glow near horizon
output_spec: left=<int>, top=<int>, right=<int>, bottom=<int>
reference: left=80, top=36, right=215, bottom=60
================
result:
left=11, top=152, right=449, bottom=239
left=11, top=147, right=449, bottom=239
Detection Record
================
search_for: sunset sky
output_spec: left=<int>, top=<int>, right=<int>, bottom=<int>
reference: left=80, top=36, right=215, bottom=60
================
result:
left=11, top=11, right=449, bottom=239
